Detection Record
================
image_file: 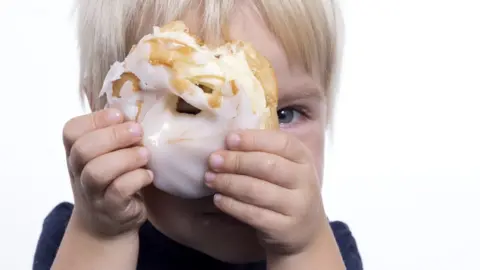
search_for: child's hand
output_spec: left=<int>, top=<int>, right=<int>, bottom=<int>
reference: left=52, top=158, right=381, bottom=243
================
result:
left=205, top=130, right=328, bottom=257
left=62, top=108, right=153, bottom=238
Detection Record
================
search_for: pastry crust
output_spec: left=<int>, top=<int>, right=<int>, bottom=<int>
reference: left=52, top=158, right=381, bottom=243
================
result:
left=239, top=41, right=279, bottom=129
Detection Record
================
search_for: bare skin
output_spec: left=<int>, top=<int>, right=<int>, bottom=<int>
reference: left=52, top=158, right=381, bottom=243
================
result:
left=52, top=3, right=345, bottom=270
left=53, top=109, right=151, bottom=270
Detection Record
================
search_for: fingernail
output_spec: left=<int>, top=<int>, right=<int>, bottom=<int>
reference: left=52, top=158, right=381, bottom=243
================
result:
left=209, top=154, right=224, bottom=169
left=108, top=109, right=122, bottom=122
left=205, top=171, right=216, bottom=184
left=226, top=133, right=241, bottom=148
left=147, top=170, right=154, bottom=180
left=138, top=147, right=149, bottom=159
left=213, top=193, right=222, bottom=203
left=129, top=123, right=143, bottom=137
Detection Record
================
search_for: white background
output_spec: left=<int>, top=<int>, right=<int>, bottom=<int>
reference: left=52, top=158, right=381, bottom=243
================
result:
left=0, top=0, right=479, bottom=269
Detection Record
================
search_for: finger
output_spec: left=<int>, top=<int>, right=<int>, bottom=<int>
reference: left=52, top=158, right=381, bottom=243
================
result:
left=205, top=172, right=292, bottom=215
left=69, top=121, right=143, bottom=174
left=80, top=146, right=150, bottom=197
left=208, top=151, right=300, bottom=189
left=225, top=130, right=309, bottom=164
left=213, top=194, right=288, bottom=232
left=63, top=108, right=124, bottom=155
left=104, top=168, right=154, bottom=212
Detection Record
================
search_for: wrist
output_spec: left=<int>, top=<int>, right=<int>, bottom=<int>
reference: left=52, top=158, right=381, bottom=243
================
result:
left=70, top=208, right=139, bottom=241
left=266, top=217, right=345, bottom=270
left=52, top=208, right=140, bottom=270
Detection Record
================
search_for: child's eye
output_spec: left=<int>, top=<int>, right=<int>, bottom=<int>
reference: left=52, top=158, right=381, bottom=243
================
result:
left=277, top=107, right=303, bottom=125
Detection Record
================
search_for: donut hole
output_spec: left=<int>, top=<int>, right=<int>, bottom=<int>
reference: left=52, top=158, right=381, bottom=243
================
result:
left=175, top=84, right=214, bottom=115
left=176, top=98, right=201, bottom=115
left=199, top=84, right=213, bottom=93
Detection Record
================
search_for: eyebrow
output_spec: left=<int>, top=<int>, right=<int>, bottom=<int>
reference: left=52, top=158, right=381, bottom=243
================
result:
left=278, top=84, right=324, bottom=105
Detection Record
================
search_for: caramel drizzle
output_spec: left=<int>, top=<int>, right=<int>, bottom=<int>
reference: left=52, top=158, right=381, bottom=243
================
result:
left=191, top=74, right=225, bottom=81
left=198, top=85, right=213, bottom=93
left=147, top=39, right=176, bottom=67
left=147, top=38, right=194, bottom=67
left=243, top=43, right=278, bottom=109
left=156, top=37, right=191, bottom=49
left=230, top=80, right=239, bottom=95
left=170, top=77, right=191, bottom=94
left=191, top=75, right=226, bottom=94
left=135, top=100, right=143, bottom=122
left=207, top=90, right=222, bottom=109
left=120, top=25, right=277, bottom=128
left=167, top=138, right=191, bottom=144
left=112, top=72, right=141, bottom=98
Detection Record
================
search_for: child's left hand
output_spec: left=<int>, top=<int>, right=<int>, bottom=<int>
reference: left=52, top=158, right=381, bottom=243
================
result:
left=205, top=130, right=328, bottom=257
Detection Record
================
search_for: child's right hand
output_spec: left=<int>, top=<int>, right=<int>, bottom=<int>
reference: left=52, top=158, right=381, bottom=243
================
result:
left=62, top=108, right=153, bottom=238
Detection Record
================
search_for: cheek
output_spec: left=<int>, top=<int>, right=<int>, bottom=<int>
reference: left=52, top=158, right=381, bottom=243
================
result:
left=304, top=130, right=325, bottom=172
left=142, top=187, right=195, bottom=236
left=283, top=121, right=325, bottom=171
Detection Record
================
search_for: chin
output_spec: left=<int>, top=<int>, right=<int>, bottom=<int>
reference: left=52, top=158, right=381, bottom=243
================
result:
left=143, top=186, right=267, bottom=264
left=200, top=243, right=266, bottom=264
left=158, top=218, right=265, bottom=264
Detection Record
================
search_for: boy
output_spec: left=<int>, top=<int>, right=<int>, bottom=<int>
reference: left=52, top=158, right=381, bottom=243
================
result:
left=34, top=0, right=362, bottom=269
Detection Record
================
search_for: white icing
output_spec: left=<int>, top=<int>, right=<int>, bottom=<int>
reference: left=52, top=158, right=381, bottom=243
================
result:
left=99, top=22, right=272, bottom=199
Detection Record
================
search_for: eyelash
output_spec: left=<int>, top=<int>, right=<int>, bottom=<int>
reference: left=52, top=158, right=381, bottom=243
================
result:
left=277, top=105, right=312, bottom=127
left=291, top=105, right=311, bottom=118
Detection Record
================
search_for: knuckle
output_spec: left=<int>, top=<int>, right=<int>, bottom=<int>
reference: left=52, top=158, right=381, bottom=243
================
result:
left=140, top=169, right=151, bottom=181
left=244, top=181, right=262, bottom=202
left=236, top=154, right=246, bottom=173
left=62, top=117, right=81, bottom=152
left=229, top=152, right=243, bottom=173
left=70, top=141, right=89, bottom=169
left=136, top=209, right=148, bottom=225
left=124, top=200, right=143, bottom=222
left=247, top=131, right=259, bottom=149
left=136, top=169, right=152, bottom=186
left=133, top=147, right=148, bottom=164
left=105, top=188, right=129, bottom=214
left=82, top=162, right=105, bottom=189
left=134, top=202, right=148, bottom=222
left=288, top=213, right=301, bottom=229
left=218, top=174, right=234, bottom=191
left=66, top=155, right=78, bottom=178
left=62, top=118, right=76, bottom=142
left=109, top=180, right=128, bottom=200
left=263, top=158, right=277, bottom=173
left=109, top=125, right=123, bottom=143
left=66, top=157, right=75, bottom=178
left=224, top=197, right=237, bottom=212
left=88, top=111, right=103, bottom=130
left=242, top=205, right=258, bottom=224
left=110, top=122, right=136, bottom=145
left=91, top=197, right=104, bottom=211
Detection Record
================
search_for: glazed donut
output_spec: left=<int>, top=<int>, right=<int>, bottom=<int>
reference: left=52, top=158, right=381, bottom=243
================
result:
left=99, top=21, right=279, bottom=199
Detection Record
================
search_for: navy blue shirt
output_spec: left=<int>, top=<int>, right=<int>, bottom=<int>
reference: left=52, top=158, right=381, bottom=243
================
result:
left=33, top=202, right=363, bottom=269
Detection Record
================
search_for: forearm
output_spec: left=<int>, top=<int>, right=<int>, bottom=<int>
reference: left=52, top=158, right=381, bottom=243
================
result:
left=51, top=211, right=139, bottom=270
left=267, top=220, right=345, bottom=270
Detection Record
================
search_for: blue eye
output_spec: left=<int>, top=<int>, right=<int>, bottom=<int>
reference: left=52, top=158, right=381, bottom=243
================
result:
left=277, top=107, right=302, bottom=125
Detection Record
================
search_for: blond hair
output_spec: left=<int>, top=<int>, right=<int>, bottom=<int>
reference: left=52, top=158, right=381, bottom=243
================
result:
left=75, top=0, right=343, bottom=126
